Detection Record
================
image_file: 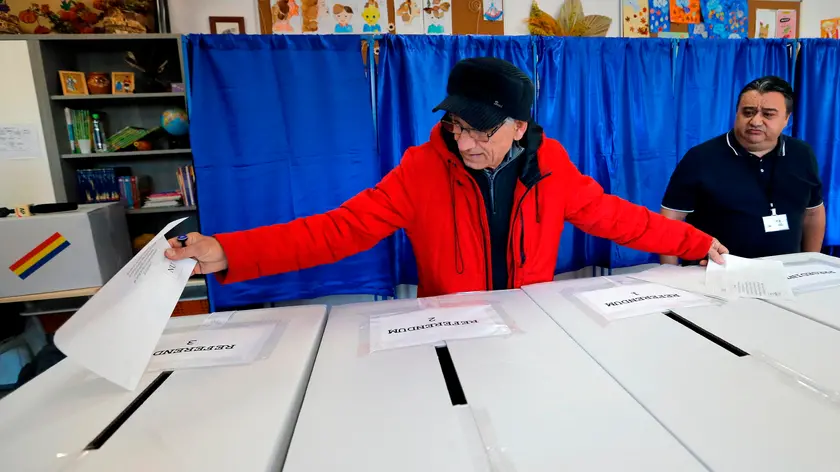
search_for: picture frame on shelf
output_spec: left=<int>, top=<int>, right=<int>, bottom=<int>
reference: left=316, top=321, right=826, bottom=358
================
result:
left=111, top=72, right=136, bottom=94
left=209, top=16, right=246, bottom=34
left=58, top=71, right=88, bottom=96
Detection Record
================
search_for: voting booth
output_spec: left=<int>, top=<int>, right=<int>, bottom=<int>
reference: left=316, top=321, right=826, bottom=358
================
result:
left=0, top=306, right=327, bottom=472
left=283, top=289, right=705, bottom=472
left=523, top=276, right=840, bottom=471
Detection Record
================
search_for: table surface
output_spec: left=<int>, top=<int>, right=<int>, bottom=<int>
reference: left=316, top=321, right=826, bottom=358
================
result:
left=761, top=252, right=840, bottom=331
left=524, top=277, right=840, bottom=472
left=284, top=290, right=704, bottom=472
left=0, top=305, right=327, bottom=472
left=0, top=277, right=207, bottom=305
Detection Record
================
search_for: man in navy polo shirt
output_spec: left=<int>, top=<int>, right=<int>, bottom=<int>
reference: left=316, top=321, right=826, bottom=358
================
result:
left=660, top=76, right=825, bottom=264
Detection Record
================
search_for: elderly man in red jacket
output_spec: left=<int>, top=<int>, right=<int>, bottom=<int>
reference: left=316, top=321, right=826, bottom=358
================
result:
left=166, top=57, right=727, bottom=297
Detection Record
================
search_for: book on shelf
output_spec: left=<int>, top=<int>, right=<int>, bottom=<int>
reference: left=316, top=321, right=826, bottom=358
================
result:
left=76, top=167, right=131, bottom=203
left=176, top=165, right=197, bottom=207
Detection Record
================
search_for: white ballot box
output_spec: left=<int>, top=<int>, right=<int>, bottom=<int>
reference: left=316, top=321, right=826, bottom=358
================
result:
left=524, top=277, right=840, bottom=472
left=760, top=252, right=840, bottom=331
left=283, top=290, right=705, bottom=472
left=0, top=305, right=327, bottom=472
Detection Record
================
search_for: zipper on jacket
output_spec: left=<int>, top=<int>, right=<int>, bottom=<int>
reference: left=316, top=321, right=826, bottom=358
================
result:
left=484, top=154, right=518, bottom=215
left=508, top=172, right=553, bottom=284
left=466, top=177, right=492, bottom=290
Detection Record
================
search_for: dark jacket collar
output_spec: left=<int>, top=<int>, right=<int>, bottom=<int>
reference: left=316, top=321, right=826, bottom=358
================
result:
left=434, top=121, right=545, bottom=188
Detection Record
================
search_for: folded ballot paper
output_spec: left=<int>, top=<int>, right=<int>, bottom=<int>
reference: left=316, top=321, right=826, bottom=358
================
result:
left=54, top=217, right=196, bottom=391
left=629, top=255, right=794, bottom=301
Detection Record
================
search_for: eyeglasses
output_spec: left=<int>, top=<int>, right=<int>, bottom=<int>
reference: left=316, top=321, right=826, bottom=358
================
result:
left=441, top=118, right=505, bottom=143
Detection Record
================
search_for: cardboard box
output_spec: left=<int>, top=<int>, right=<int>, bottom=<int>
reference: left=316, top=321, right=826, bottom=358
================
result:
left=0, top=203, right=131, bottom=298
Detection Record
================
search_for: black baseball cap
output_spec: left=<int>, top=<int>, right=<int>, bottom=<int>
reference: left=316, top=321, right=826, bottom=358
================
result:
left=433, top=57, right=535, bottom=131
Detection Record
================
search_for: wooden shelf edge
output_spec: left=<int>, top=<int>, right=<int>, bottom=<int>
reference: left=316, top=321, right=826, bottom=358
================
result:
left=50, top=92, right=185, bottom=100
left=62, top=149, right=192, bottom=159
left=126, top=205, right=197, bottom=215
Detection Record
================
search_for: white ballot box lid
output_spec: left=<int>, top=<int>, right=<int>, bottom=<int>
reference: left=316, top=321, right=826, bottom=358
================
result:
left=0, top=305, right=327, bottom=472
left=761, top=252, right=840, bottom=332
left=524, top=277, right=840, bottom=472
left=284, top=290, right=704, bottom=472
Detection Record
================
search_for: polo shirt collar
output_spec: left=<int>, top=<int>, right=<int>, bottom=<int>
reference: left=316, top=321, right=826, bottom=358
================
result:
left=726, top=130, right=786, bottom=158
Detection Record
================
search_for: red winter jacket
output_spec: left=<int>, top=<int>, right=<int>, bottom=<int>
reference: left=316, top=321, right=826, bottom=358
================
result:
left=213, top=125, right=713, bottom=297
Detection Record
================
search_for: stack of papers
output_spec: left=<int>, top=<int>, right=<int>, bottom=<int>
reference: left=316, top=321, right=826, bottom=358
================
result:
left=706, top=254, right=793, bottom=300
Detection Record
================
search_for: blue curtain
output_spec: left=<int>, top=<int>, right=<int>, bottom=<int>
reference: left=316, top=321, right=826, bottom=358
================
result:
left=675, top=39, right=794, bottom=160
left=795, top=39, right=840, bottom=246
left=187, top=35, right=393, bottom=309
left=377, top=35, right=535, bottom=285
left=536, top=37, right=677, bottom=270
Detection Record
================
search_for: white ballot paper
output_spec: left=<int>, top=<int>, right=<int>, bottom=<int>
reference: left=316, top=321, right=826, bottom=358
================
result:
left=576, top=282, right=711, bottom=321
left=706, top=254, right=793, bottom=300
left=368, top=304, right=511, bottom=353
left=785, top=262, right=840, bottom=292
left=146, top=322, right=278, bottom=372
left=54, top=217, right=196, bottom=390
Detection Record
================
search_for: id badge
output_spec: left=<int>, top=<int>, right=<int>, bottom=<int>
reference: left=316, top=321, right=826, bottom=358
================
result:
left=763, top=213, right=789, bottom=233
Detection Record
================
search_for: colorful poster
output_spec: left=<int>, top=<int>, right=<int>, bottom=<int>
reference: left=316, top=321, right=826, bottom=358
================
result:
left=360, top=0, right=389, bottom=33
left=776, top=9, right=796, bottom=39
left=331, top=2, right=356, bottom=33
left=822, top=18, right=840, bottom=39
left=755, top=9, right=776, bottom=38
left=688, top=23, right=708, bottom=38
left=395, top=0, right=425, bottom=33
left=670, top=0, right=701, bottom=24
left=272, top=0, right=302, bottom=33
left=649, top=0, right=671, bottom=33
left=483, top=0, right=503, bottom=21
left=623, top=0, right=650, bottom=37
left=700, top=0, right=747, bottom=38
left=423, top=0, right=451, bottom=34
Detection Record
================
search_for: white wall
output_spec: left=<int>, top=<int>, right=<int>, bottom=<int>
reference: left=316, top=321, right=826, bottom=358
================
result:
left=0, top=41, right=54, bottom=208
left=801, top=0, right=840, bottom=38
left=169, top=0, right=259, bottom=34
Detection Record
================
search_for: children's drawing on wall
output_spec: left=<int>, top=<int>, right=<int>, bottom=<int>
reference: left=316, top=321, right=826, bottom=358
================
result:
left=396, top=0, right=424, bottom=33
left=776, top=9, right=796, bottom=39
left=423, top=0, right=451, bottom=34
left=361, top=0, right=382, bottom=32
left=698, top=0, right=746, bottom=38
left=272, top=0, right=300, bottom=33
left=649, top=0, right=670, bottom=34
left=301, top=0, right=329, bottom=32
left=670, top=0, right=700, bottom=24
left=483, top=0, right=503, bottom=22
left=333, top=3, right=353, bottom=32
left=754, top=9, right=775, bottom=38
left=622, top=0, right=649, bottom=37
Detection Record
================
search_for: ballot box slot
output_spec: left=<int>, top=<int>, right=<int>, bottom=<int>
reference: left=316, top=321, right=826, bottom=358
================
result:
left=664, top=311, right=749, bottom=357
left=436, top=345, right=468, bottom=405
left=84, top=371, right=173, bottom=450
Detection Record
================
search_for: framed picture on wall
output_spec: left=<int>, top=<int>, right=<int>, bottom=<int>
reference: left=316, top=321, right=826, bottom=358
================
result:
left=111, top=72, right=135, bottom=94
left=210, top=16, right=246, bottom=34
left=58, top=71, right=88, bottom=96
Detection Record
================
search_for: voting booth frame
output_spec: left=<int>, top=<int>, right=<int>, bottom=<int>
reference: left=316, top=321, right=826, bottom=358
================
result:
left=187, top=34, right=840, bottom=310
left=4, top=252, right=840, bottom=471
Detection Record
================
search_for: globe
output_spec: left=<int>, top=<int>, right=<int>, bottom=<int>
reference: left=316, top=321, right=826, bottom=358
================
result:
left=161, top=108, right=189, bottom=136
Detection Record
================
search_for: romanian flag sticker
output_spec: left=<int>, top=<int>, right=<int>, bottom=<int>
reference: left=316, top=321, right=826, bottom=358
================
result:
left=9, top=232, right=71, bottom=280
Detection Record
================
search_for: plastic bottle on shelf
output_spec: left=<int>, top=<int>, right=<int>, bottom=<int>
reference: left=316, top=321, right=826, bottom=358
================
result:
left=91, top=113, right=108, bottom=153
